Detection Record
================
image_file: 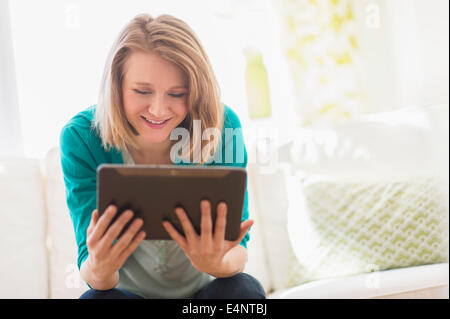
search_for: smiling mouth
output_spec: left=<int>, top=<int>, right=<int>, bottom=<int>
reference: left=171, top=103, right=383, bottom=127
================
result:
left=141, top=116, right=171, bottom=125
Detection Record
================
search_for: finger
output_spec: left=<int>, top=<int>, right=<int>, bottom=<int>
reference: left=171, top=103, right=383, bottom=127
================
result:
left=213, top=202, right=227, bottom=247
left=162, top=221, right=187, bottom=251
left=200, top=200, right=213, bottom=245
left=90, top=205, right=118, bottom=243
left=117, top=230, right=146, bottom=266
left=174, top=207, right=198, bottom=244
left=231, top=219, right=254, bottom=247
left=110, top=217, right=144, bottom=257
left=98, top=209, right=134, bottom=249
left=87, top=209, right=98, bottom=236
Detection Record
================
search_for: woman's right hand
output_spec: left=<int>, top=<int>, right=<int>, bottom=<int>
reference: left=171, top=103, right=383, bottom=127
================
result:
left=83, top=205, right=146, bottom=289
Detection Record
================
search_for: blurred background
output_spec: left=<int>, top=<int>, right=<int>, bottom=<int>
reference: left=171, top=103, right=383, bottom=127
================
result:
left=0, top=0, right=449, bottom=299
left=1, top=0, right=448, bottom=159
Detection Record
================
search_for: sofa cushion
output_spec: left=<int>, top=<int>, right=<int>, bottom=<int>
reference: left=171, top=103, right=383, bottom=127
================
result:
left=43, top=147, right=89, bottom=298
left=244, top=163, right=272, bottom=292
left=247, top=161, right=294, bottom=292
left=0, top=158, right=48, bottom=298
left=269, top=263, right=449, bottom=299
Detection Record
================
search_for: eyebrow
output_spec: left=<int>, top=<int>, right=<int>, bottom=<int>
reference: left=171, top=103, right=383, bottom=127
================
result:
left=133, top=82, right=187, bottom=89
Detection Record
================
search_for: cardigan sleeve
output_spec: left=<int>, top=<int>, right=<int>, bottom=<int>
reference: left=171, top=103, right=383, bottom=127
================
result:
left=217, top=105, right=250, bottom=249
left=59, top=124, right=97, bottom=270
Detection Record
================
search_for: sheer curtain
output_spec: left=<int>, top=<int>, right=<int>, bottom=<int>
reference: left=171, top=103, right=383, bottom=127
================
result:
left=0, top=0, right=23, bottom=157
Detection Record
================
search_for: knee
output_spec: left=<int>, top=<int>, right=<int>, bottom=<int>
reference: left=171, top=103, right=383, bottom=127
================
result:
left=210, top=273, right=266, bottom=299
left=230, top=273, right=266, bottom=299
left=79, top=288, right=127, bottom=299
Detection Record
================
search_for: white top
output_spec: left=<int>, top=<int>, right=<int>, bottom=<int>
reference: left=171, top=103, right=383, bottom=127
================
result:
left=115, top=148, right=213, bottom=298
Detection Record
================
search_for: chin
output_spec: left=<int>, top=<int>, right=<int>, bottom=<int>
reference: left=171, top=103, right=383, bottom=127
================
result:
left=141, top=132, right=170, bottom=144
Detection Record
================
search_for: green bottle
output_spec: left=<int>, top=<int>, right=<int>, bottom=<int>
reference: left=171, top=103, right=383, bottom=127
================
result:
left=244, top=48, right=272, bottom=119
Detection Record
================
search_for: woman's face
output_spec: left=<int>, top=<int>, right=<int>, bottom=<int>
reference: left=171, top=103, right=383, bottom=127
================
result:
left=122, top=50, right=189, bottom=148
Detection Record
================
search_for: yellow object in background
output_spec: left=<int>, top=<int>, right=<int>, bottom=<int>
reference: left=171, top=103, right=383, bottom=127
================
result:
left=244, top=48, right=272, bottom=119
left=278, top=0, right=363, bottom=126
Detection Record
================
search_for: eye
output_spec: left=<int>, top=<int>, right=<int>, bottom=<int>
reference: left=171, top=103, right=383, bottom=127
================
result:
left=169, top=93, right=186, bottom=98
left=134, top=89, right=151, bottom=95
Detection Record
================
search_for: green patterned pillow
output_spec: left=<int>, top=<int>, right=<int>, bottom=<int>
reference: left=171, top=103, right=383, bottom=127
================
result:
left=286, top=175, right=449, bottom=287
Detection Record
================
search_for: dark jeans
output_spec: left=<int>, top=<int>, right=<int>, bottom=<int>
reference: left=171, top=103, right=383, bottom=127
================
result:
left=79, top=273, right=266, bottom=299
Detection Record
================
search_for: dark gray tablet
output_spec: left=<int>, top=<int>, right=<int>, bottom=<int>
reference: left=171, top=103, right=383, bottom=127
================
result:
left=97, top=164, right=247, bottom=241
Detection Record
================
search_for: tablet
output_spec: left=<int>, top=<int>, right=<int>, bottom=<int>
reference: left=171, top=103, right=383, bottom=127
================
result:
left=97, top=164, right=247, bottom=241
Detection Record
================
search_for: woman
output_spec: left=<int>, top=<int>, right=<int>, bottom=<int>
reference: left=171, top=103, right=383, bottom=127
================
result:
left=60, top=13, right=265, bottom=299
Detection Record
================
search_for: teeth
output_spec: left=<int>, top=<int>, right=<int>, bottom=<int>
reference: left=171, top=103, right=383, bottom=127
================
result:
left=143, top=116, right=166, bottom=124
left=149, top=119, right=164, bottom=124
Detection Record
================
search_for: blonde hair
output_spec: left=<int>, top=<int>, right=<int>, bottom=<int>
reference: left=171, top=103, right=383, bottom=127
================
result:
left=93, top=13, right=223, bottom=165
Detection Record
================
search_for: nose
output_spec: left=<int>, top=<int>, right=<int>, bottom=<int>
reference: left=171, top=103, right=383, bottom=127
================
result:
left=147, top=94, right=167, bottom=118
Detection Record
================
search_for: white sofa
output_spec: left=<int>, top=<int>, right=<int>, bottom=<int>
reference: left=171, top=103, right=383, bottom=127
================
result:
left=0, top=144, right=448, bottom=298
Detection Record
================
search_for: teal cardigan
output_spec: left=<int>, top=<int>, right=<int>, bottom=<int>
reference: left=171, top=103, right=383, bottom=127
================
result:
left=60, top=104, right=250, bottom=270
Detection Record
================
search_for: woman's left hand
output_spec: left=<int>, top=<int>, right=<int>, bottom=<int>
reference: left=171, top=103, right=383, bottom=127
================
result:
left=162, top=200, right=253, bottom=274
